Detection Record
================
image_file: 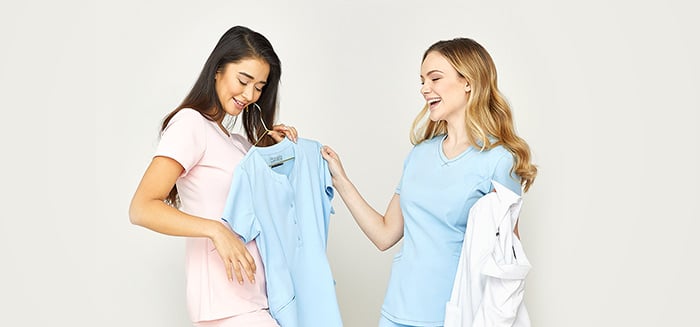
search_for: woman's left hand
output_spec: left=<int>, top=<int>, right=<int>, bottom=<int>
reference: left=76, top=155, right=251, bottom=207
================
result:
left=270, top=124, right=298, bottom=143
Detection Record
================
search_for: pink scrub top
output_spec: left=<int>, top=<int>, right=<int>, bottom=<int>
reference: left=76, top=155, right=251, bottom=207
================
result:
left=155, top=108, right=269, bottom=322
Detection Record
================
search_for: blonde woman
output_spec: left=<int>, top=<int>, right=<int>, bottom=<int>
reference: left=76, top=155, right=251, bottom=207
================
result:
left=321, top=38, right=537, bottom=327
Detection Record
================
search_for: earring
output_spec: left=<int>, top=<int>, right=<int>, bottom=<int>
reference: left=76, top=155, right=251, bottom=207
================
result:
left=464, top=83, right=471, bottom=92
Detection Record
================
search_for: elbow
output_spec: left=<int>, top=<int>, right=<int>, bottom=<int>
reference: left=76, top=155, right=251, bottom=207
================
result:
left=128, top=201, right=145, bottom=226
left=376, top=244, right=391, bottom=252
left=128, top=209, right=140, bottom=226
left=372, top=231, right=402, bottom=252
left=374, top=230, right=401, bottom=251
left=375, top=240, right=395, bottom=252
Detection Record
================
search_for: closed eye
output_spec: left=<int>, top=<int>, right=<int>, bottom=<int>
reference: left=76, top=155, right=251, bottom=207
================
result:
left=239, top=79, right=264, bottom=92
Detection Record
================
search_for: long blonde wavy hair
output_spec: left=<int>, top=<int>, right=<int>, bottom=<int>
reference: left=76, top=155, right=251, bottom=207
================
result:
left=410, top=38, right=537, bottom=192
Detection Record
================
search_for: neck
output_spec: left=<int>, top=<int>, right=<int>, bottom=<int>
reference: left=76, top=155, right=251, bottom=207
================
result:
left=218, top=123, right=230, bottom=136
left=442, top=121, right=471, bottom=160
left=215, top=115, right=230, bottom=137
left=444, top=120, right=469, bottom=147
left=207, top=106, right=231, bottom=137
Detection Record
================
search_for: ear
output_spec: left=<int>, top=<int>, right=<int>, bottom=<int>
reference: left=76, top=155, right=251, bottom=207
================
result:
left=464, top=82, right=471, bottom=93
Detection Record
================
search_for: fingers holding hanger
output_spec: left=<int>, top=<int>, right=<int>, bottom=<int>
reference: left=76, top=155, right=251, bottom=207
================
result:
left=271, top=124, right=298, bottom=143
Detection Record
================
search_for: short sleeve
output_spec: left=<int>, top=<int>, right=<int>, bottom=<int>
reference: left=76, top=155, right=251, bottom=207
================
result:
left=491, top=152, right=522, bottom=196
left=395, top=174, right=403, bottom=195
left=221, top=167, right=261, bottom=243
left=155, top=109, right=206, bottom=177
left=395, top=150, right=412, bottom=194
left=320, top=156, right=335, bottom=216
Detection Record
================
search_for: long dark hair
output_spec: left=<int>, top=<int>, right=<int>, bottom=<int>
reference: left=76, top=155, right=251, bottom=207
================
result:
left=162, top=26, right=282, bottom=206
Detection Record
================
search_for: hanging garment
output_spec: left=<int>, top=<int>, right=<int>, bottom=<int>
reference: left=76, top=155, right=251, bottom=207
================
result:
left=221, top=137, right=343, bottom=327
left=444, top=180, right=531, bottom=327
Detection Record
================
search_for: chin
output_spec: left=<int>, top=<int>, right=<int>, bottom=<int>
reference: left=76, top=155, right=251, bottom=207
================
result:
left=428, top=112, right=442, bottom=122
left=225, top=108, right=242, bottom=116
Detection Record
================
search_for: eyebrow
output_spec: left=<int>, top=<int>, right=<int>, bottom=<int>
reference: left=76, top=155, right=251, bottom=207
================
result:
left=238, top=72, right=267, bottom=84
left=420, top=69, right=444, bottom=79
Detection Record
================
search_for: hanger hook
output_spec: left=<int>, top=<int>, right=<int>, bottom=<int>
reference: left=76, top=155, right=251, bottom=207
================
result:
left=251, top=102, right=272, bottom=146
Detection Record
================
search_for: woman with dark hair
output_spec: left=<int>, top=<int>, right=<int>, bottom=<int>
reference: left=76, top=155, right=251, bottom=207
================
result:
left=129, top=26, right=297, bottom=326
left=322, top=37, right=537, bottom=326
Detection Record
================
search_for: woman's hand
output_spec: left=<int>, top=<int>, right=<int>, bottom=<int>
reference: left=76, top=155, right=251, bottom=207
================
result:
left=320, top=145, right=348, bottom=185
left=269, top=124, right=298, bottom=143
left=320, top=145, right=405, bottom=250
left=210, top=223, right=256, bottom=285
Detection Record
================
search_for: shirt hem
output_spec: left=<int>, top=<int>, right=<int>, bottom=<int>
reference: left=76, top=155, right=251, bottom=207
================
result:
left=192, top=307, right=270, bottom=324
left=381, top=309, right=443, bottom=326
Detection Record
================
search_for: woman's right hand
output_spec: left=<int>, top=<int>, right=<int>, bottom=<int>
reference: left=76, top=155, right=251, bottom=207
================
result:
left=321, top=145, right=348, bottom=185
left=129, top=156, right=257, bottom=284
left=211, top=223, right=256, bottom=285
left=320, top=145, right=405, bottom=251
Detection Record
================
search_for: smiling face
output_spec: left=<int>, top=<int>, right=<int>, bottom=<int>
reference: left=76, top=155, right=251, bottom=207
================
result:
left=420, top=51, right=470, bottom=123
left=214, top=57, right=270, bottom=117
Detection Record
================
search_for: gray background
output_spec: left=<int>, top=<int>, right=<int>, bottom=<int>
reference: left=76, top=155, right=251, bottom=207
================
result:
left=1, top=0, right=698, bottom=326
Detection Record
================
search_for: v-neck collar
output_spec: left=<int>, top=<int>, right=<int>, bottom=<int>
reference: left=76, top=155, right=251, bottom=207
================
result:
left=438, top=134, right=475, bottom=165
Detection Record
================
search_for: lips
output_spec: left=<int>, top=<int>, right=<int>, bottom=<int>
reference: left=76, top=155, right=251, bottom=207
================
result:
left=232, top=98, right=247, bottom=110
left=427, top=98, right=441, bottom=110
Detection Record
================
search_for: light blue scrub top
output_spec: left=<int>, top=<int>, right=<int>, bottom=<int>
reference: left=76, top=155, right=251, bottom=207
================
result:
left=222, top=138, right=342, bottom=327
left=382, top=135, right=522, bottom=326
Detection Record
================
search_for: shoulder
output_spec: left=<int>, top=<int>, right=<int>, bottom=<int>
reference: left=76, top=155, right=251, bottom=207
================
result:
left=415, top=135, right=443, bottom=149
left=480, top=144, right=512, bottom=162
left=475, top=144, right=516, bottom=174
left=485, top=145, right=521, bottom=193
left=173, top=108, right=204, bottom=121
left=295, top=138, right=322, bottom=152
left=410, top=134, right=442, bottom=155
left=297, top=137, right=319, bottom=146
left=165, top=108, right=207, bottom=129
left=400, top=135, right=442, bottom=166
left=292, top=139, right=327, bottom=170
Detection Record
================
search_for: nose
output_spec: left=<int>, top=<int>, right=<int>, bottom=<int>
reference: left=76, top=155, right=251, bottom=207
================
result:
left=420, top=83, right=430, bottom=95
left=241, top=85, right=255, bottom=102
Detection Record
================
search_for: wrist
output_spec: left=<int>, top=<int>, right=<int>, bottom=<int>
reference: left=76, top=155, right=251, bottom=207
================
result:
left=209, top=218, right=245, bottom=242
left=205, top=218, right=226, bottom=241
left=334, top=175, right=353, bottom=194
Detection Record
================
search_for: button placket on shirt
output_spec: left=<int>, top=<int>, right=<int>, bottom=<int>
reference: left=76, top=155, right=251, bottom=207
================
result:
left=269, top=148, right=302, bottom=248
left=289, top=199, right=303, bottom=246
left=279, top=178, right=302, bottom=247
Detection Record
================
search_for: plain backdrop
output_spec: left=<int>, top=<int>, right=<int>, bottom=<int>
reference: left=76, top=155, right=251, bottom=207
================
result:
left=1, top=0, right=698, bottom=326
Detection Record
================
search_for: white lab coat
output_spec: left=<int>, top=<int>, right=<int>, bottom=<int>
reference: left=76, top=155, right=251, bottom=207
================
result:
left=444, top=180, right=531, bottom=327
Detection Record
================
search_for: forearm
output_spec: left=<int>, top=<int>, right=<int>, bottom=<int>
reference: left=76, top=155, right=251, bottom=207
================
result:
left=129, top=199, right=225, bottom=240
left=334, top=177, right=402, bottom=251
left=130, top=194, right=257, bottom=283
